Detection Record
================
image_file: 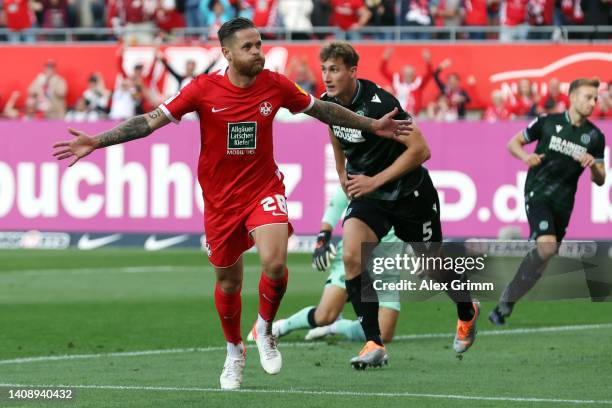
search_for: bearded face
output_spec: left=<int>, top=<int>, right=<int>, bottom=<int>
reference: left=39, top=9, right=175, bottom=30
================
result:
left=224, top=28, right=266, bottom=78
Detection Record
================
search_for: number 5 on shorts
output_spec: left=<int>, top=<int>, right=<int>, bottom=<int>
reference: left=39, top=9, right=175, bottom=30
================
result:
left=423, top=221, right=433, bottom=241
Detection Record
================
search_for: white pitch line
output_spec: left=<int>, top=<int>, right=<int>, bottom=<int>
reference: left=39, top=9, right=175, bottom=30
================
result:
left=0, top=266, right=204, bottom=275
left=1, top=323, right=611, bottom=366
left=0, top=383, right=610, bottom=405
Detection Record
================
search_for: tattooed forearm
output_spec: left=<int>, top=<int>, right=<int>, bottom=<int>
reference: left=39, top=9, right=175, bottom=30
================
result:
left=95, top=114, right=154, bottom=148
left=307, top=100, right=374, bottom=132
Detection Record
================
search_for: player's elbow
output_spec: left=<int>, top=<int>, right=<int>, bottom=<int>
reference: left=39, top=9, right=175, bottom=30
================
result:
left=593, top=176, right=605, bottom=187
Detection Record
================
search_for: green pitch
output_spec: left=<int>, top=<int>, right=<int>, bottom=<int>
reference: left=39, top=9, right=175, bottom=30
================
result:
left=1, top=249, right=611, bottom=407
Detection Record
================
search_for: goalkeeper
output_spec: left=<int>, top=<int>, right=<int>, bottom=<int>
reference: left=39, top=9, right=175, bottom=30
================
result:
left=250, top=185, right=403, bottom=343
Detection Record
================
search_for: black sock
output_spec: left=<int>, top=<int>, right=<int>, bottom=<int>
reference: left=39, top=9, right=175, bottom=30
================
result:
left=500, top=248, right=547, bottom=313
left=307, top=307, right=317, bottom=328
left=345, top=274, right=382, bottom=346
left=438, top=271, right=474, bottom=321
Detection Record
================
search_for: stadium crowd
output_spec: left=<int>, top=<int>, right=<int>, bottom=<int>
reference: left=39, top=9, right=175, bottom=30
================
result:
left=1, top=47, right=611, bottom=122
left=1, top=0, right=610, bottom=43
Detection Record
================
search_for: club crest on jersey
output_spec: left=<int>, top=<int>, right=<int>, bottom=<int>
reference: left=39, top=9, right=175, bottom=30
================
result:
left=260, top=101, right=273, bottom=116
left=539, top=220, right=549, bottom=231
left=580, top=133, right=591, bottom=144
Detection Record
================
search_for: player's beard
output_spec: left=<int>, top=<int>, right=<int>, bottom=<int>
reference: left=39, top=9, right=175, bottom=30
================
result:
left=235, top=56, right=265, bottom=77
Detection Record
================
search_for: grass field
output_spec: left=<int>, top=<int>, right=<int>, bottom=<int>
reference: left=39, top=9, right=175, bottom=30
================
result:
left=1, top=249, right=611, bottom=407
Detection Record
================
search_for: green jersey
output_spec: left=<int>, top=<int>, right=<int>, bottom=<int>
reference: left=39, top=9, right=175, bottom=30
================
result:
left=523, top=112, right=606, bottom=212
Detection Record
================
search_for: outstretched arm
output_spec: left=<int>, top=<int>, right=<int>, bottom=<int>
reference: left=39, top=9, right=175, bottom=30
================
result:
left=305, top=99, right=412, bottom=138
left=52, top=108, right=170, bottom=166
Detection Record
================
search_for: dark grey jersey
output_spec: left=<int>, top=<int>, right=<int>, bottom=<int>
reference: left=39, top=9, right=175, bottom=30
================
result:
left=322, top=79, right=426, bottom=201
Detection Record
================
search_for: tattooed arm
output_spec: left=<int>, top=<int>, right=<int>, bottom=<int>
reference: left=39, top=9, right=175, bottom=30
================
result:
left=305, top=99, right=412, bottom=138
left=52, top=108, right=170, bottom=166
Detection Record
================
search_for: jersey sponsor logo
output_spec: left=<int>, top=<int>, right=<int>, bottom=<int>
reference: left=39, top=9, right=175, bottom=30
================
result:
left=331, top=125, right=365, bottom=143
left=144, top=234, right=189, bottom=251
left=548, top=135, right=587, bottom=158
left=259, top=101, right=273, bottom=116
left=212, top=106, right=230, bottom=113
left=227, top=122, right=257, bottom=151
left=78, top=234, right=122, bottom=250
left=371, top=94, right=382, bottom=103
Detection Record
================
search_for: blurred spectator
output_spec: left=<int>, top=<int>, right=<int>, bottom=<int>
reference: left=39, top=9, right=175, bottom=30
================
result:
left=538, top=77, right=569, bottom=114
left=427, top=94, right=458, bottom=121
left=156, top=47, right=198, bottom=89
left=249, top=0, right=278, bottom=35
left=581, top=0, right=611, bottom=40
left=285, top=56, right=316, bottom=95
left=154, top=0, right=185, bottom=35
left=507, top=78, right=538, bottom=117
left=526, top=0, right=553, bottom=40
left=184, top=0, right=202, bottom=28
left=311, top=0, right=332, bottom=37
left=109, top=78, right=140, bottom=120
left=3, top=0, right=39, bottom=42
left=433, top=59, right=472, bottom=119
left=28, top=60, right=67, bottom=119
left=327, top=0, right=372, bottom=39
left=463, top=0, right=489, bottom=39
left=117, top=44, right=158, bottom=112
left=82, top=72, right=110, bottom=116
left=200, top=0, right=233, bottom=32
left=399, top=0, right=433, bottom=40
left=430, top=0, right=462, bottom=39
left=483, top=89, right=513, bottom=121
left=365, top=0, right=395, bottom=40
left=65, top=97, right=100, bottom=121
left=592, top=81, right=612, bottom=119
left=2, top=91, right=22, bottom=118
left=499, top=0, right=529, bottom=42
left=380, top=47, right=433, bottom=116
left=41, top=0, right=69, bottom=40
left=559, top=0, right=583, bottom=26
left=278, top=0, right=313, bottom=40
left=107, top=0, right=156, bottom=45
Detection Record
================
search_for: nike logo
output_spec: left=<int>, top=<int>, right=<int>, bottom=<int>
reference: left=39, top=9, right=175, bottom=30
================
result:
left=212, top=106, right=230, bottom=113
left=271, top=211, right=286, bottom=216
left=144, top=235, right=189, bottom=251
left=78, top=234, right=122, bottom=250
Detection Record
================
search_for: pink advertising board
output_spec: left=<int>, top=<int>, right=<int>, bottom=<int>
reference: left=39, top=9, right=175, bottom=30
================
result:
left=0, top=120, right=610, bottom=239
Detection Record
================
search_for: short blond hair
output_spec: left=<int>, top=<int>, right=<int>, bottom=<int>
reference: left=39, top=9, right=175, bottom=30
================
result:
left=569, top=78, right=600, bottom=95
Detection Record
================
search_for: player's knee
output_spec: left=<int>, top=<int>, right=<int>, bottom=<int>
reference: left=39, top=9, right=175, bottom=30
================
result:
left=217, top=276, right=242, bottom=293
left=343, top=249, right=361, bottom=278
left=261, top=258, right=286, bottom=279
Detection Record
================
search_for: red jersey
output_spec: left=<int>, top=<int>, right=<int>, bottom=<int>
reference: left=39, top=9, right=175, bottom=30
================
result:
left=464, top=0, right=488, bottom=25
left=539, top=92, right=569, bottom=113
left=502, top=0, right=528, bottom=25
left=3, top=0, right=33, bottom=31
left=508, top=94, right=537, bottom=116
left=161, top=69, right=314, bottom=213
left=331, top=0, right=364, bottom=30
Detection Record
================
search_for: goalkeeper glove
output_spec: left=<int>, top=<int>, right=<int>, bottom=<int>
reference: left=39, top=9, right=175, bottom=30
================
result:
left=312, top=230, right=336, bottom=271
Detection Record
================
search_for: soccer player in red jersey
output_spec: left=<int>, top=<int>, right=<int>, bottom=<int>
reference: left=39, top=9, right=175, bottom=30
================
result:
left=51, top=17, right=412, bottom=390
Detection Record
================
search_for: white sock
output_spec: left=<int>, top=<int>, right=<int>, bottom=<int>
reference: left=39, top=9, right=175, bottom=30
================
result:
left=255, top=314, right=269, bottom=334
left=227, top=341, right=244, bottom=358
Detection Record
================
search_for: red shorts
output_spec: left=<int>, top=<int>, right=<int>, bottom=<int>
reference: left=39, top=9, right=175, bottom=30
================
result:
left=204, top=181, right=294, bottom=268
